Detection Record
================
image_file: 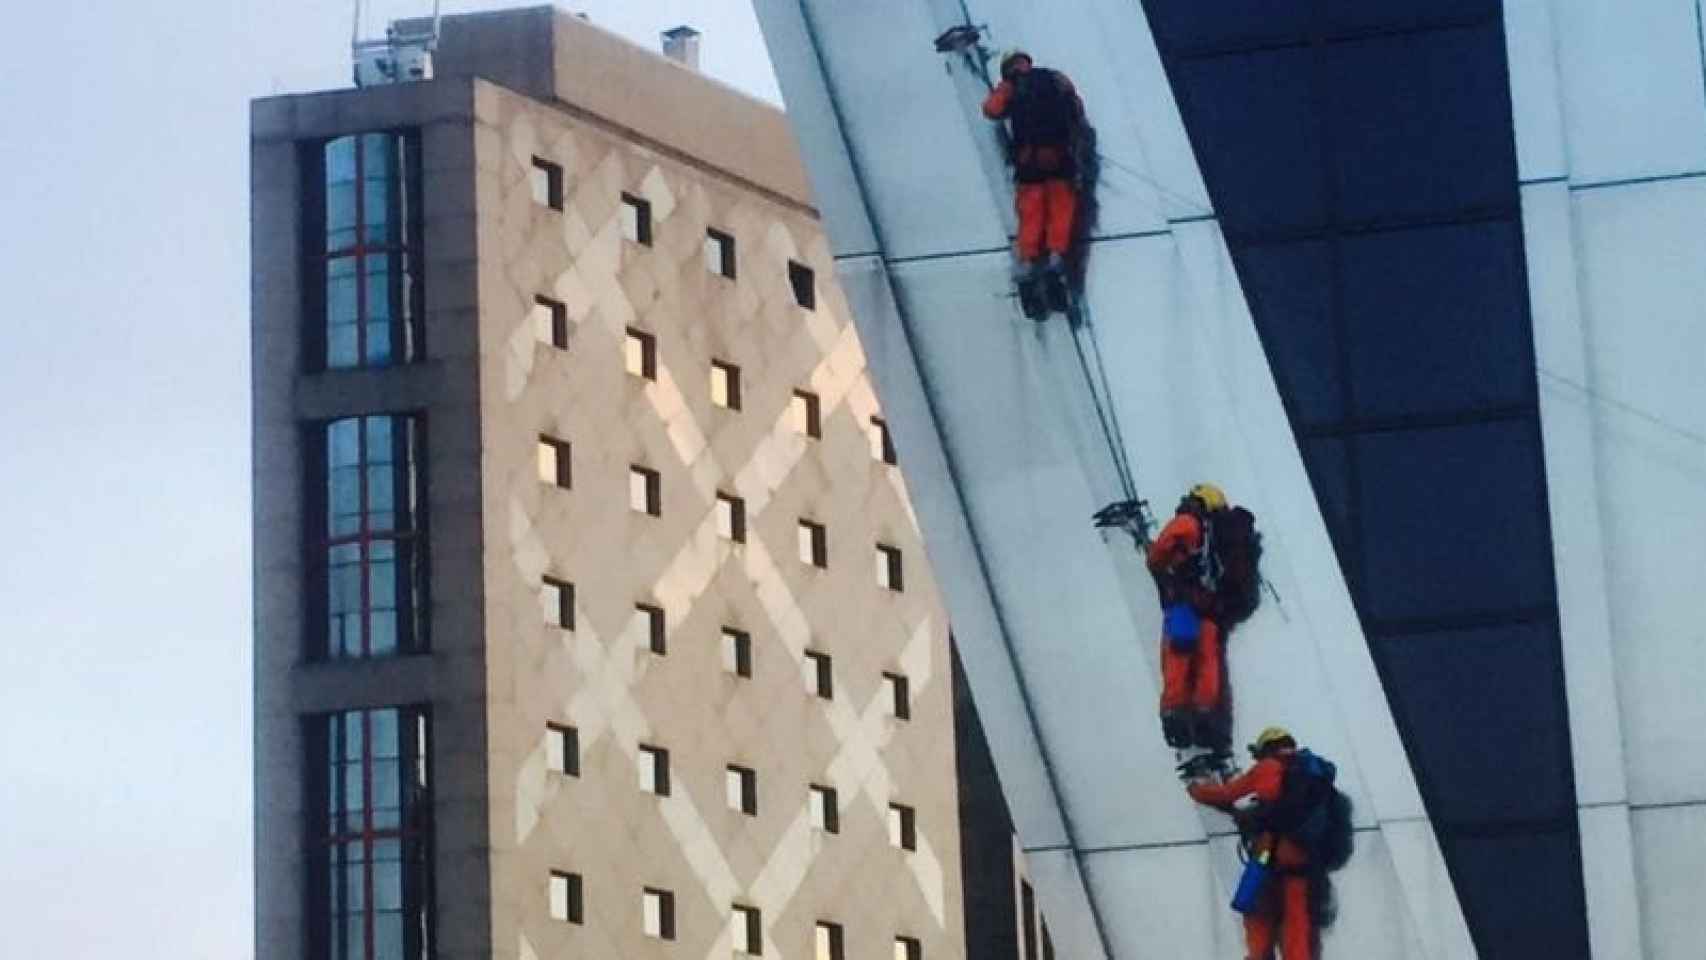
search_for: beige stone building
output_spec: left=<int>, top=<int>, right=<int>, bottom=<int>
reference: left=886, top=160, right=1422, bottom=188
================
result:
left=252, top=8, right=968, bottom=960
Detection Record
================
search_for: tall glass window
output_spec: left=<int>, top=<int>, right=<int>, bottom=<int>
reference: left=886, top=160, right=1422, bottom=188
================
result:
left=309, top=414, right=425, bottom=658
left=306, top=131, right=422, bottom=370
left=308, top=706, right=432, bottom=960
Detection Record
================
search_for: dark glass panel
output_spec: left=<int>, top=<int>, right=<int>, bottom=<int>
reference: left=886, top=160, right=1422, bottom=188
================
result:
left=1238, top=240, right=1341, bottom=424
left=1142, top=0, right=1313, bottom=51
left=1354, top=421, right=1551, bottom=622
left=1440, top=828, right=1589, bottom=959
left=1339, top=221, right=1532, bottom=421
left=1373, top=623, right=1571, bottom=822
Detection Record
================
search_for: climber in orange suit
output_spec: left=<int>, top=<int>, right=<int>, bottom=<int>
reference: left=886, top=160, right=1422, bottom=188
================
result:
left=1148, top=483, right=1228, bottom=750
left=1188, top=728, right=1314, bottom=960
left=982, top=51, right=1084, bottom=280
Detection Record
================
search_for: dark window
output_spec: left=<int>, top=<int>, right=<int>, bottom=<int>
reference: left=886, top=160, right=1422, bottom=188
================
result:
left=1042, top=920, right=1054, bottom=960
left=732, top=904, right=762, bottom=955
left=533, top=296, right=568, bottom=350
left=640, top=744, right=670, bottom=796
left=306, top=706, right=431, bottom=960
left=644, top=888, right=676, bottom=940
left=871, top=416, right=897, bottom=465
left=531, top=157, right=564, bottom=210
left=625, top=328, right=657, bottom=380
left=723, top=627, right=753, bottom=678
left=1021, top=881, right=1037, bottom=960
left=791, top=390, right=822, bottom=438
left=895, top=936, right=923, bottom=960
left=805, top=651, right=833, bottom=699
left=798, top=520, right=827, bottom=568
left=548, top=871, right=582, bottom=924
left=789, top=261, right=816, bottom=310
left=538, top=436, right=571, bottom=489
left=810, top=784, right=839, bottom=833
left=637, top=603, right=666, bottom=655
left=884, top=672, right=911, bottom=720
left=305, top=131, right=423, bottom=371
left=726, top=764, right=758, bottom=815
left=1438, top=827, right=1586, bottom=956
left=876, top=544, right=904, bottom=592
left=309, top=415, right=425, bottom=659
left=1235, top=241, right=1341, bottom=427
left=630, top=465, right=661, bottom=516
left=621, top=193, right=653, bottom=246
left=706, top=228, right=736, bottom=278
left=815, top=921, right=844, bottom=960
left=547, top=722, right=579, bottom=776
left=888, top=803, right=917, bottom=851
left=717, top=493, right=747, bottom=543
left=542, top=577, right=574, bottom=630
left=712, top=360, right=742, bottom=410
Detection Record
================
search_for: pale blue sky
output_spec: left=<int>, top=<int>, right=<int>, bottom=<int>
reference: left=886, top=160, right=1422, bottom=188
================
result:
left=0, top=3, right=776, bottom=956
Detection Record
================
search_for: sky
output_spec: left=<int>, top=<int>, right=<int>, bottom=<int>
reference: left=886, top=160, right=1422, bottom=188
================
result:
left=0, top=3, right=777, bottom=956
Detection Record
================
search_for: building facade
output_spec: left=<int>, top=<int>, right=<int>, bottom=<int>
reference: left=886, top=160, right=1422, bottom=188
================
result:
left=755, top=0, right=1706, bottom=958
left=252, top=10, right=975, bottom=959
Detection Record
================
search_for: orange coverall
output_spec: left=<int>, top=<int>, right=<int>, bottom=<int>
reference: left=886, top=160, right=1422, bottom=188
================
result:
left=1147, top=512, right=1223, bottom=714
left=982, top=75, right=1081, bottom=263
left=1189, top=757, right=1313, bottom=960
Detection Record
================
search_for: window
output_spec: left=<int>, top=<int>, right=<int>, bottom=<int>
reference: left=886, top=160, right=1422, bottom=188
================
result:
left=643, top=888, right=676, bottom=940
left=639, top=744, right=670, bottom=796
left=531, top=156, right=564, bottom=210
left=549, top=871, right=583, bottom=924
left=798, top=520, right=827, bottom=568
left=547, top=723, right=579, bottom=776
left=815, top=921, right=844, bottom=960
left=789, top=261, right=816, bottom=310
left=895, top=937, right=922, bottom=960
left=888, top=802, right=917, bottom=851
left=723, top=627, right=752, bottom=678
left=542, top=577, right=574, bottom=630
left=705, top=228, right=736, bottom=278
left=809, top=784, right=839, bottom=833
left=883, top=672, right=912, bottom=720
left=790, top=390, right=822, bottom=438
left=871, top=416, right=896, bottom=465
left=625, top=327, right=657, bottom=380
left=621, top=193, right=653, bottom=245
left=716, top=493, right=747, bottom=543
left=803, top=650, right=833, bottom=699
left=726, top=765, right=758, bottom=816
left=532, top=296, right=568, bottom=350
left=538, top=436, right=571, bottom=488
left=312, top=415, right=425, bottom=659
left=876, top=544, right=904, bottom=592
left=1021, top=881, right=1037, bottom=960
left=711, top=360, right=742, bottom=410
left=636, top=603, right=666, bottom=655
left=1042, top=918, right=1054, bottom=960
left=307, top=706, right=431, bottom=960
left=307, top=131, right=422, bottom=371
left=731, top=905, right=762, bottom=955
left=630, top=465, right=661, bottom=516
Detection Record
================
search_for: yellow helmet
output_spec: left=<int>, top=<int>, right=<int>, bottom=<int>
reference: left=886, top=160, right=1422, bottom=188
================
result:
left=1250, top=726, right=1295, bottom=756
left=1189, top=482, right=1228, bottom=512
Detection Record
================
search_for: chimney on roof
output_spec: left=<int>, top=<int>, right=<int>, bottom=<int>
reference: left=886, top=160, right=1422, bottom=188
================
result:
left=661, top=25, right=701, bottom=71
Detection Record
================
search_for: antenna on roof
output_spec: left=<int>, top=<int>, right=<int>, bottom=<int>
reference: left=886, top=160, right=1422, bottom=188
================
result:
left=352, top=0, right=442, bottom=87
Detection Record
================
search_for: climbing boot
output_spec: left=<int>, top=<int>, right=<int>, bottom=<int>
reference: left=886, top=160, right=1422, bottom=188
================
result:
left=1042, top=253, right=1071, bottom=314
left=1161, top=710, right=1191, bottom=749
left=1016, top=261, right=1048, bottom=320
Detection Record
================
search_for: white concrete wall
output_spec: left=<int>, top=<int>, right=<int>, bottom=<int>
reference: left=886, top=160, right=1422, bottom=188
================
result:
left=756, top=1, right=1476, bottom=956
left=1505, top=2, right=1706, bottom=957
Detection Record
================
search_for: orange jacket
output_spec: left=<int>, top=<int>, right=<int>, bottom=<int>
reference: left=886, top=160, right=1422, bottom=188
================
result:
left=982, top=71, right=1083, bottom=179
left=1189, top=757, right=1309, bottom=868
left=1147, top=512, right=1203, bottom=575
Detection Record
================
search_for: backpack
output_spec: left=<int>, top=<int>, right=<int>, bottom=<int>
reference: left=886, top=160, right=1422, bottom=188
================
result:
left=1266, top=750, right=1354, bottom=873
left=1209, top=506, right=1262, bottom=626
left=1008, top=68, right=1076, bottom=149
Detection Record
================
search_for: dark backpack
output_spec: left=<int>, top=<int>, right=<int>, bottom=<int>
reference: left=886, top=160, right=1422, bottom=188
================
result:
left=1209, top=506, right=1262, bottom=626
left=1008, top=68, right=1076, bottom=148
left=1266, top=750, right=1354, bottom=873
